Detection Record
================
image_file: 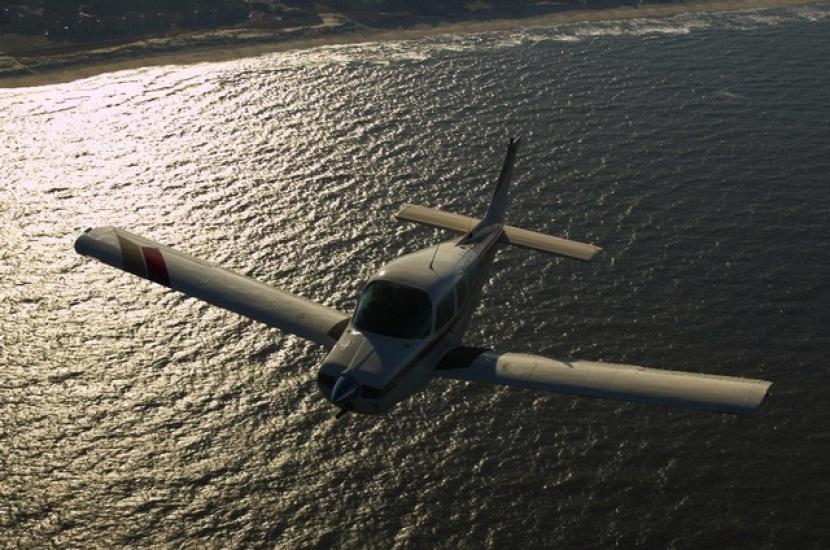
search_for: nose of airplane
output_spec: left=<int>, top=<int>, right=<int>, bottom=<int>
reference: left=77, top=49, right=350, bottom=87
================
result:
left=330, top=375, right=359, bottom=404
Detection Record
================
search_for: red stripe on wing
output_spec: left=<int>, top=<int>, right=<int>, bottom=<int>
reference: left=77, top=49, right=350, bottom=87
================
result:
left=141, top=247, right=170, bottom=287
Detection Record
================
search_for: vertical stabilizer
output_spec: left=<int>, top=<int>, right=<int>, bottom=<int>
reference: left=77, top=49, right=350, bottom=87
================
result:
left=481, top=137, right=520, bottom=228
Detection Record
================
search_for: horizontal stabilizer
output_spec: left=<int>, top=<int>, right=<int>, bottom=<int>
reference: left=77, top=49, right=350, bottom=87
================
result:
left=75, top=227, right=349, bottom=347
left=503, top=224, right=601, bottom=261
left=434, top=350, right=771, bottom=415
left=396, top=204, right=601, bottom=261
left=397, top=204, right=477, bottom=233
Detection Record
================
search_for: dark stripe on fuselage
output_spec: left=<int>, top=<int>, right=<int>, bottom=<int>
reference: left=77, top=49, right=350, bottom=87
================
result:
left=434, top=346, right=490, bottom=371
left=327, top=318, right=349, bottom=340
left=141, top=246, right=170, bottom=287
left=117, top=234, right=146, bottom=278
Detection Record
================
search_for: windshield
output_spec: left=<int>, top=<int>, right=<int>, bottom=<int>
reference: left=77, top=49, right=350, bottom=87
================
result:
left=352, top=281, right=433, bottom=339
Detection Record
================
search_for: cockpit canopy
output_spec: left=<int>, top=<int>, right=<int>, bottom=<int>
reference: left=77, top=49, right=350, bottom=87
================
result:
left=352, top=280, right=433, bottom=339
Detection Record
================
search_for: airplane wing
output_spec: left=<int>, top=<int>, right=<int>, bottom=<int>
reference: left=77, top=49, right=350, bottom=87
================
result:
left=75, top=227, right=349, bottom=347
left=434, top=348, right=771, bottom=415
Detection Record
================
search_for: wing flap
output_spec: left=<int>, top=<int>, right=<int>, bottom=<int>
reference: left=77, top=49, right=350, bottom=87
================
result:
left=434, top=350, right=771, bottom=415
left=75, top=227, right=349, bottom=347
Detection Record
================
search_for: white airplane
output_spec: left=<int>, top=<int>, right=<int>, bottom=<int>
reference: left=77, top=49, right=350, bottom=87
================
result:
left=75, top=138, right=771, bottom=418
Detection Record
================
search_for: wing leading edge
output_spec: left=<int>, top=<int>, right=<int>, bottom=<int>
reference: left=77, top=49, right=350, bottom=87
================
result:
left=435, top=349, right=771, bottom=415
left=75, top=227, right=349, bottom=347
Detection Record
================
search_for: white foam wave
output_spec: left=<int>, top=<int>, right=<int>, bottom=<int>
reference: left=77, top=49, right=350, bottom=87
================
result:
left=789, top=4, right=830, bottom=22
left=134, top=2, right=830, bottom=74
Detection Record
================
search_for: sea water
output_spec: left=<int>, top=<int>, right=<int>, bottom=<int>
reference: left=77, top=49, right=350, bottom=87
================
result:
left=1, top=4, right=829, bottom=547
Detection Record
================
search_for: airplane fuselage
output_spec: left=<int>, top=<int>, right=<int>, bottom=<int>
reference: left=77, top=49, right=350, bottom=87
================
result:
left=317, top=228, right=501, bottom=414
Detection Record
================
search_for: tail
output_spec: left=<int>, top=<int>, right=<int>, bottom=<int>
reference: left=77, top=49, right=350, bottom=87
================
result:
left=396, top=135, right=603, bottom=261
left=481, top=136, right=520, bottom=228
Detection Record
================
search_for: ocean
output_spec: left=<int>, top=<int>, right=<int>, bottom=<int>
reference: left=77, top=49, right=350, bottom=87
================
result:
left=1, top=3, right=829, bottom=547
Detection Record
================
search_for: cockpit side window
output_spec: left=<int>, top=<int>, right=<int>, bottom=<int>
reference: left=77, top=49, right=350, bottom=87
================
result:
left=352, top=281, right=433, bottom=339
left=436, top=292, right=455, bottom=329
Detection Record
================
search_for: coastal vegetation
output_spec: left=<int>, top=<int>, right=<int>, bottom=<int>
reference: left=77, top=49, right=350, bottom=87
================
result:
left=2, top=1, right=253, bottom=40
left=1, top=1, right=650, bottom=42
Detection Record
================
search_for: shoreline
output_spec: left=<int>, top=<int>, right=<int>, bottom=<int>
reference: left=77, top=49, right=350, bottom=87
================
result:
left=0, top=0, right=821, bottom=89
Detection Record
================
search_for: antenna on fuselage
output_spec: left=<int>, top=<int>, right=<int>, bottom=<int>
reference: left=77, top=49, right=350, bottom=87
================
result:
left=428, top=243, right=440, bottom=271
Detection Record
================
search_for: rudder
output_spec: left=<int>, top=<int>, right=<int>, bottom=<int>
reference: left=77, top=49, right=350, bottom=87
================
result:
left=480, top=136, right=521, bottom=228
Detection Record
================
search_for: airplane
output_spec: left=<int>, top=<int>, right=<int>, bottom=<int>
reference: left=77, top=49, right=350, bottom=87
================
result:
left=75, top=137, right=771, bottom=418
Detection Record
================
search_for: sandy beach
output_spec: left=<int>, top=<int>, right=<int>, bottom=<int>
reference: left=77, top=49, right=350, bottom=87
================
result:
left=0, top=0, right=821, bottom=88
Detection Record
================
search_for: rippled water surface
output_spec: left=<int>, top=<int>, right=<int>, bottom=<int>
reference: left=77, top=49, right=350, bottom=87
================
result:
left=2, top=4, right=830, bottom=547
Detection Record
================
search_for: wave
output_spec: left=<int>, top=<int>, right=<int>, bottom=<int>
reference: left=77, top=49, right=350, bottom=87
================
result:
left=262, top=2, right=830, bottom=65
